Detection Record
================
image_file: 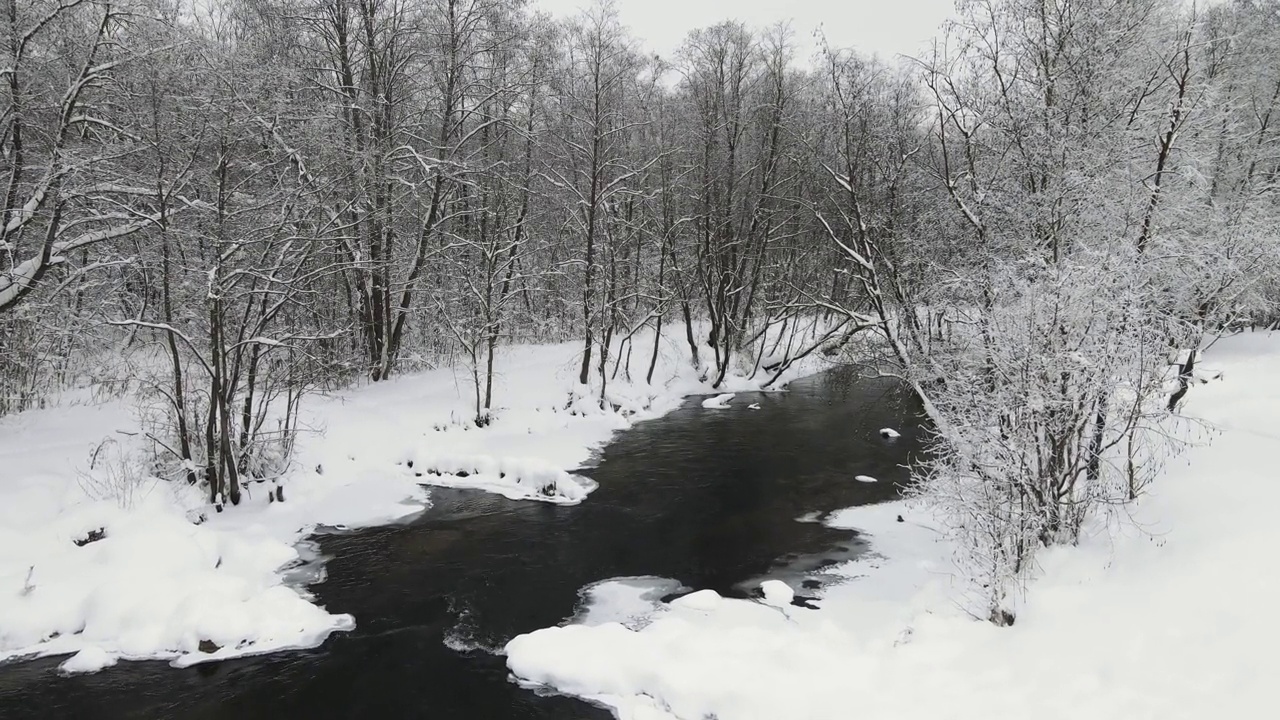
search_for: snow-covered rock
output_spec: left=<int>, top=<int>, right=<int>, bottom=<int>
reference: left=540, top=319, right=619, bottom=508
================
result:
left=701, top=393, right=735, bottom=409
left=59, top=646, right=117, bottom=674
left=854, top=474, right=878, bottom=483
left=670, top=589, right=722, bottom=611
left=879, top=428, right=901, bottom=439
left=759, top=580, right=794, bottom=607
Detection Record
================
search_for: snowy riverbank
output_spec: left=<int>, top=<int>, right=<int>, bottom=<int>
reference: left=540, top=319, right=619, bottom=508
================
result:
left=0, top=328, right=838, bottom=674
left=505, top=331, right=1280, bottom=720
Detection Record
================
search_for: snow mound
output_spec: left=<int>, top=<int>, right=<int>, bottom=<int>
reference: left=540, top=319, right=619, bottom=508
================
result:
left=759, top=580, right=794, bottom=607
left=404, top=453, right=597, bottom=505
left=670, top=589, right=722, bottom=611
left=701, top=393, right=735, bottom=409
left=59, top=646, right=117, bottom=674
left=854, top=475, right=879, bottom=483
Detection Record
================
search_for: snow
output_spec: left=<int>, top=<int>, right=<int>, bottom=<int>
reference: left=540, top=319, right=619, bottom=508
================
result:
left=505, top=332, right=1280, bottom=720
left=59, top=646, right=117, bottom=674
left=854, top=474, right=879, bottom=483
left=0, top=412, right=357, bottom=673
left=0, top=401, right=361, bottom=671
left=669, top=589, right=723, bottom=611
left=0, top=323, right=838, bottom=673
left=758, top=580, right=794, bottom=607
left=396, top=453, right=596, bottom=505
left=701, top=393, right=735, bottom=409
left=879, top=427, right=900, bottom=438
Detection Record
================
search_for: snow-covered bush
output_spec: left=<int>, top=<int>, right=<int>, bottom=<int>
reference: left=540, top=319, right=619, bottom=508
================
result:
left=76, top=438, right=157, bottom=510
left=905, top=259, right=1175, bottom=620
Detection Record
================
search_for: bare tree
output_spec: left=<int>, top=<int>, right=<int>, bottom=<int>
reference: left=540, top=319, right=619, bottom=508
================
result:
left=543, top=2, right=642, bottom=398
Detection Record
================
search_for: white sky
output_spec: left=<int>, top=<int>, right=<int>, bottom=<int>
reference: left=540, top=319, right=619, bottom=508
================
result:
left=532, top=0, right=957, bottom=64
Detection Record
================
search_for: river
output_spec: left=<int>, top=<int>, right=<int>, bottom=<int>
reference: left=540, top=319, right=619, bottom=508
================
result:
left=0, top=367, right=924, bottom=719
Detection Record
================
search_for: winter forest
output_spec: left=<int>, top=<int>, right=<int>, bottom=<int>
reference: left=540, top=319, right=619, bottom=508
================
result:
left=3, top=0, right=1280, bottom=692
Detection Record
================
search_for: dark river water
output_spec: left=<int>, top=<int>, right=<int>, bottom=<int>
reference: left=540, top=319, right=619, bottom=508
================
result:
left=0, top=367, right=924, bottom=719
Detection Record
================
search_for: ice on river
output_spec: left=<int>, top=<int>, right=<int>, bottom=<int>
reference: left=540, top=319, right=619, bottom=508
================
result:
left=399, top=453, right=597, bottom=505
left=572, top=577, right=690, bottom=629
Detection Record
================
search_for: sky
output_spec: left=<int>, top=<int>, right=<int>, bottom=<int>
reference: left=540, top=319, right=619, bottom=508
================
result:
left=531, top=0, right=957, bottom=64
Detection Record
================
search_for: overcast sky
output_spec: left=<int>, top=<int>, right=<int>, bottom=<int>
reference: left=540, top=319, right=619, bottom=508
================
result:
left=531, top=0, right=957, bottom=63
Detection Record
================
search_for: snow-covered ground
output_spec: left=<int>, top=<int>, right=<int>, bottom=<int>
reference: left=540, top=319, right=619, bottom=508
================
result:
left=0, top=325, right=836, bottom=674
left=505, top=332, right=1280, bottom=720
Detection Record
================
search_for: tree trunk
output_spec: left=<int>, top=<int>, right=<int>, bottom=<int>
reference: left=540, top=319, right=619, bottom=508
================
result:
left=1168, top=349, right=1197, bottom=412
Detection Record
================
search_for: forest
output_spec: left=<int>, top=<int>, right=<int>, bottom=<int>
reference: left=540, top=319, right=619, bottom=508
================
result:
left=2, top=0, right=1279, bottom=623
